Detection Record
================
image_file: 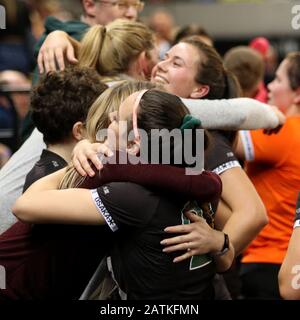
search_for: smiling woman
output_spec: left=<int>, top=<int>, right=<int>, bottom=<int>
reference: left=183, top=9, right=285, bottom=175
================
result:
left=237, top=52, right=300, bottom=299
left=151, top=42, right=206, bottom=98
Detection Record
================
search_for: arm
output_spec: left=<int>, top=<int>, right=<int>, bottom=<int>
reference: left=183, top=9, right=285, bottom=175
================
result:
left=279, top=195, right=300, bottom=300
left=37, top=31, right=80, bottom=73
left=12, top=168, right=105, bottom=225
left=80, top=154, right=222, bottom=204
left=161, top=212, right=235, bottom=272
left=71, top=141, right=222, bottom=204
left=182, top=98, right=285, bottom=130
left=278, top=228, right=300, bottom=300
left=219, top=167, right=268, bottom=255
left=161, top=167, right=268, bottom=258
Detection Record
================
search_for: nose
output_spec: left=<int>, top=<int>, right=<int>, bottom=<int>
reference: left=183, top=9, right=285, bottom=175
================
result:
left=267, top=79, right=274, bottom=92
left=156, top=59, right=168, bottom=72
left=124, top=6, right=138, bottom=20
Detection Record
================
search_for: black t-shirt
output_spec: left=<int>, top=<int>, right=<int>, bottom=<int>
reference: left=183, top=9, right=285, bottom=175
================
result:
left=93, top=182, right=216, bottom=300
left=0, top=149, right=111, bottom=300
left=205, top=131, right=240, bottom=174
left=23, top=149, right=67, bottom=192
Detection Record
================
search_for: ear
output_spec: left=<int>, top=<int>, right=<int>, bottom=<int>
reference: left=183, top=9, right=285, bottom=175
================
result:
left=293, top=87, right=300, bottom=105
left=126, top=139, right=140, bottom=156
left=72, top=121, right=85, bottom=141
left=136, top=51, right=148, bottom=80
left=190, top=85, right=210, bottom=99
left=81, top=0, right=97, bottom=17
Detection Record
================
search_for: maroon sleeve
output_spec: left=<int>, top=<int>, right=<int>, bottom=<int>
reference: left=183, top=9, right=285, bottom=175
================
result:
left=79, top=153, right=222, bottom=204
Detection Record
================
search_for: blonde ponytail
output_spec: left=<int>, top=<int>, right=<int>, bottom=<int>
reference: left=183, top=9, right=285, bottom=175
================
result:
left=78, top=25, right=106, bottom=70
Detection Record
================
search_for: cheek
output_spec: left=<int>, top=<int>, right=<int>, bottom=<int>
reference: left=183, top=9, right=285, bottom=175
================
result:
left=168, top=72, right=195, bottom=97
left=272, top=84, right=294, bottom=109
left=151, top=65, right=158, bottom=80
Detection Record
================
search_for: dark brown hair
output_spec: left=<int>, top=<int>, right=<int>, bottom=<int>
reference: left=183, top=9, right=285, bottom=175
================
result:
left=31, top=67, right=107, bottom=145
left=224, top=46, right=264, bottom=96
left=173, top=24, right=213, bottom=46
left=181, top=36, right=241, bottom=100
left=137, top=90, right=208, bottom=166
left=180, top=36, right=241, bottom=144
left=286, top=52, right=300, bottom=90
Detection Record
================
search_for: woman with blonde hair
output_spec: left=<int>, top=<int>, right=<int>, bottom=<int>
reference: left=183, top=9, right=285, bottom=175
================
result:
left=13, top=83, right=233, bottom=299
left=60, top=80, right=156, bottom=189
left=78, top=18, right=157, bottom=83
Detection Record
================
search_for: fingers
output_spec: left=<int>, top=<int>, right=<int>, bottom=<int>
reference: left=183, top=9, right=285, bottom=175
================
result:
left=86, top=151, right=103, bottom=172
left=72, top=157, right=88, bottom=177
left=173, top=251, right=195, bottom=263
left=77, top=153, right=96, bottom=177
left=161, top=241, right=197, bottom=263
left=66, top=44, right=78, bottom=65
left=263, top=124, right=283, bottom=135
left=54, top=47, right=65, bottom=71
left=161, top=234, right=190, bottom=247
left=43, top=49, right=56, bottom=73
left=37, top=51, right=45, bottom=74
left=164, top=224, right=192, bottom=234
left=162, top=241, right=192, bottom=253
left=184, top=211, right=202, bottom=222
left=97, top=144, right=114, bottom=158
left=37, top=45, right=77, bottom=74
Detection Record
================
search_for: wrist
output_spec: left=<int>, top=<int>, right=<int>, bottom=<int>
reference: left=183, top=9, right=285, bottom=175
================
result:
left=210, top=232, right=230, bottom=257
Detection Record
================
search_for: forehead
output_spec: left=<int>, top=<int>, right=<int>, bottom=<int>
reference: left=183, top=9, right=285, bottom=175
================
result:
left=277, top=59, right=289, bottom=76
left=167, top=42, right=200, bottom=66
left=119, top=92, right=137, bottom=119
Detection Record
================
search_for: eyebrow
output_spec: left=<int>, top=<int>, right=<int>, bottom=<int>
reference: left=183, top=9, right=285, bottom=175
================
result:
left=165, top=52, right=186, bottom=65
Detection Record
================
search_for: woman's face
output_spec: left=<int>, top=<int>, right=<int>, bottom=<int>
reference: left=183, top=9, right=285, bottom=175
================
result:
left=268, top=59, right=297, bottom=113
left=107, top=93, right=137, bottom=150
left=151, top=42, right=201, bottom=98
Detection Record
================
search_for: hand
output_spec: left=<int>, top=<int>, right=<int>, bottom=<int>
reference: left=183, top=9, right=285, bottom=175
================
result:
left=160, top=211, right=224, bottom=263
left=38, top=31, right=78, bottom=73
left=72, top=139, right=113, bottom=177
left=263, top=106, right=285, bottom=135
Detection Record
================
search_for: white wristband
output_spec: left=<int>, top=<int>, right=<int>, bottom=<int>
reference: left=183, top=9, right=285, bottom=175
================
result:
left=294, top=219, right=300, bottom=229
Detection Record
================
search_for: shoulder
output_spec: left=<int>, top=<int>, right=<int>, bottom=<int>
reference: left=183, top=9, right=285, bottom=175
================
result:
left=205, top=131, right=240, bottom=174
left=95, top=182, right=160, bottom=209
left=93, top=182, right=161, bottom=229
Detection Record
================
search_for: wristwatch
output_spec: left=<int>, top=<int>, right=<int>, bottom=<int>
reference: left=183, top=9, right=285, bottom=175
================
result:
left=212, top=233, right=230, bottom=257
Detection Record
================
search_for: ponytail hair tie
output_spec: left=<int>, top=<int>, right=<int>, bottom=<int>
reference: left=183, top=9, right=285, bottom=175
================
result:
left=180, top=114, right=201, bottom=132
left=101, top=26, right=107, bottom=37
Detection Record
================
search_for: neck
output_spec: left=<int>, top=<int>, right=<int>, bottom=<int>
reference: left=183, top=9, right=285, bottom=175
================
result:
left=80, top=14, right=96, bottom=26
left=127, top=60, right=146, bottom=81
left=285, top=104, right=300, bottom=117
left=47, top=141, right=77, bottom=163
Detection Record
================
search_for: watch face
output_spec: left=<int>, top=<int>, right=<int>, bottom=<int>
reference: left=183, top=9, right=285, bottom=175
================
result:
left=212, top=233, right=229, bottom=257
left=223, top=233, right=230, bottom=251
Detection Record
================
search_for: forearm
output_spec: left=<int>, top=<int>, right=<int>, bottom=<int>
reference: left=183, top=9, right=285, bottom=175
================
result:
left=24, top=168, right=66, bottom=193
left=81, top=158, right=222, bottom=203
left=12, top=168, right=105, bottom=225
left=182, top=98, right=279, bottom=130
left=217, top=167, right=268, bottom=256
left=222, top=212, right=265, bottom=256
left=213, top=241, right=235, bottom=273
left=207, top=229, right=235, bottom=273
left=279, top=228, right=300, bottom=300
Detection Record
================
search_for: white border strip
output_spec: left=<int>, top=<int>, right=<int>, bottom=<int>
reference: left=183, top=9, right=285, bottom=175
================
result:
left=91, top=189, right=118, bottom=232
left=240, top=130, right=255, bottom=161
left=294, top=219, right=300, bottom=229
left=213, top=160, right=241, bottom=175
